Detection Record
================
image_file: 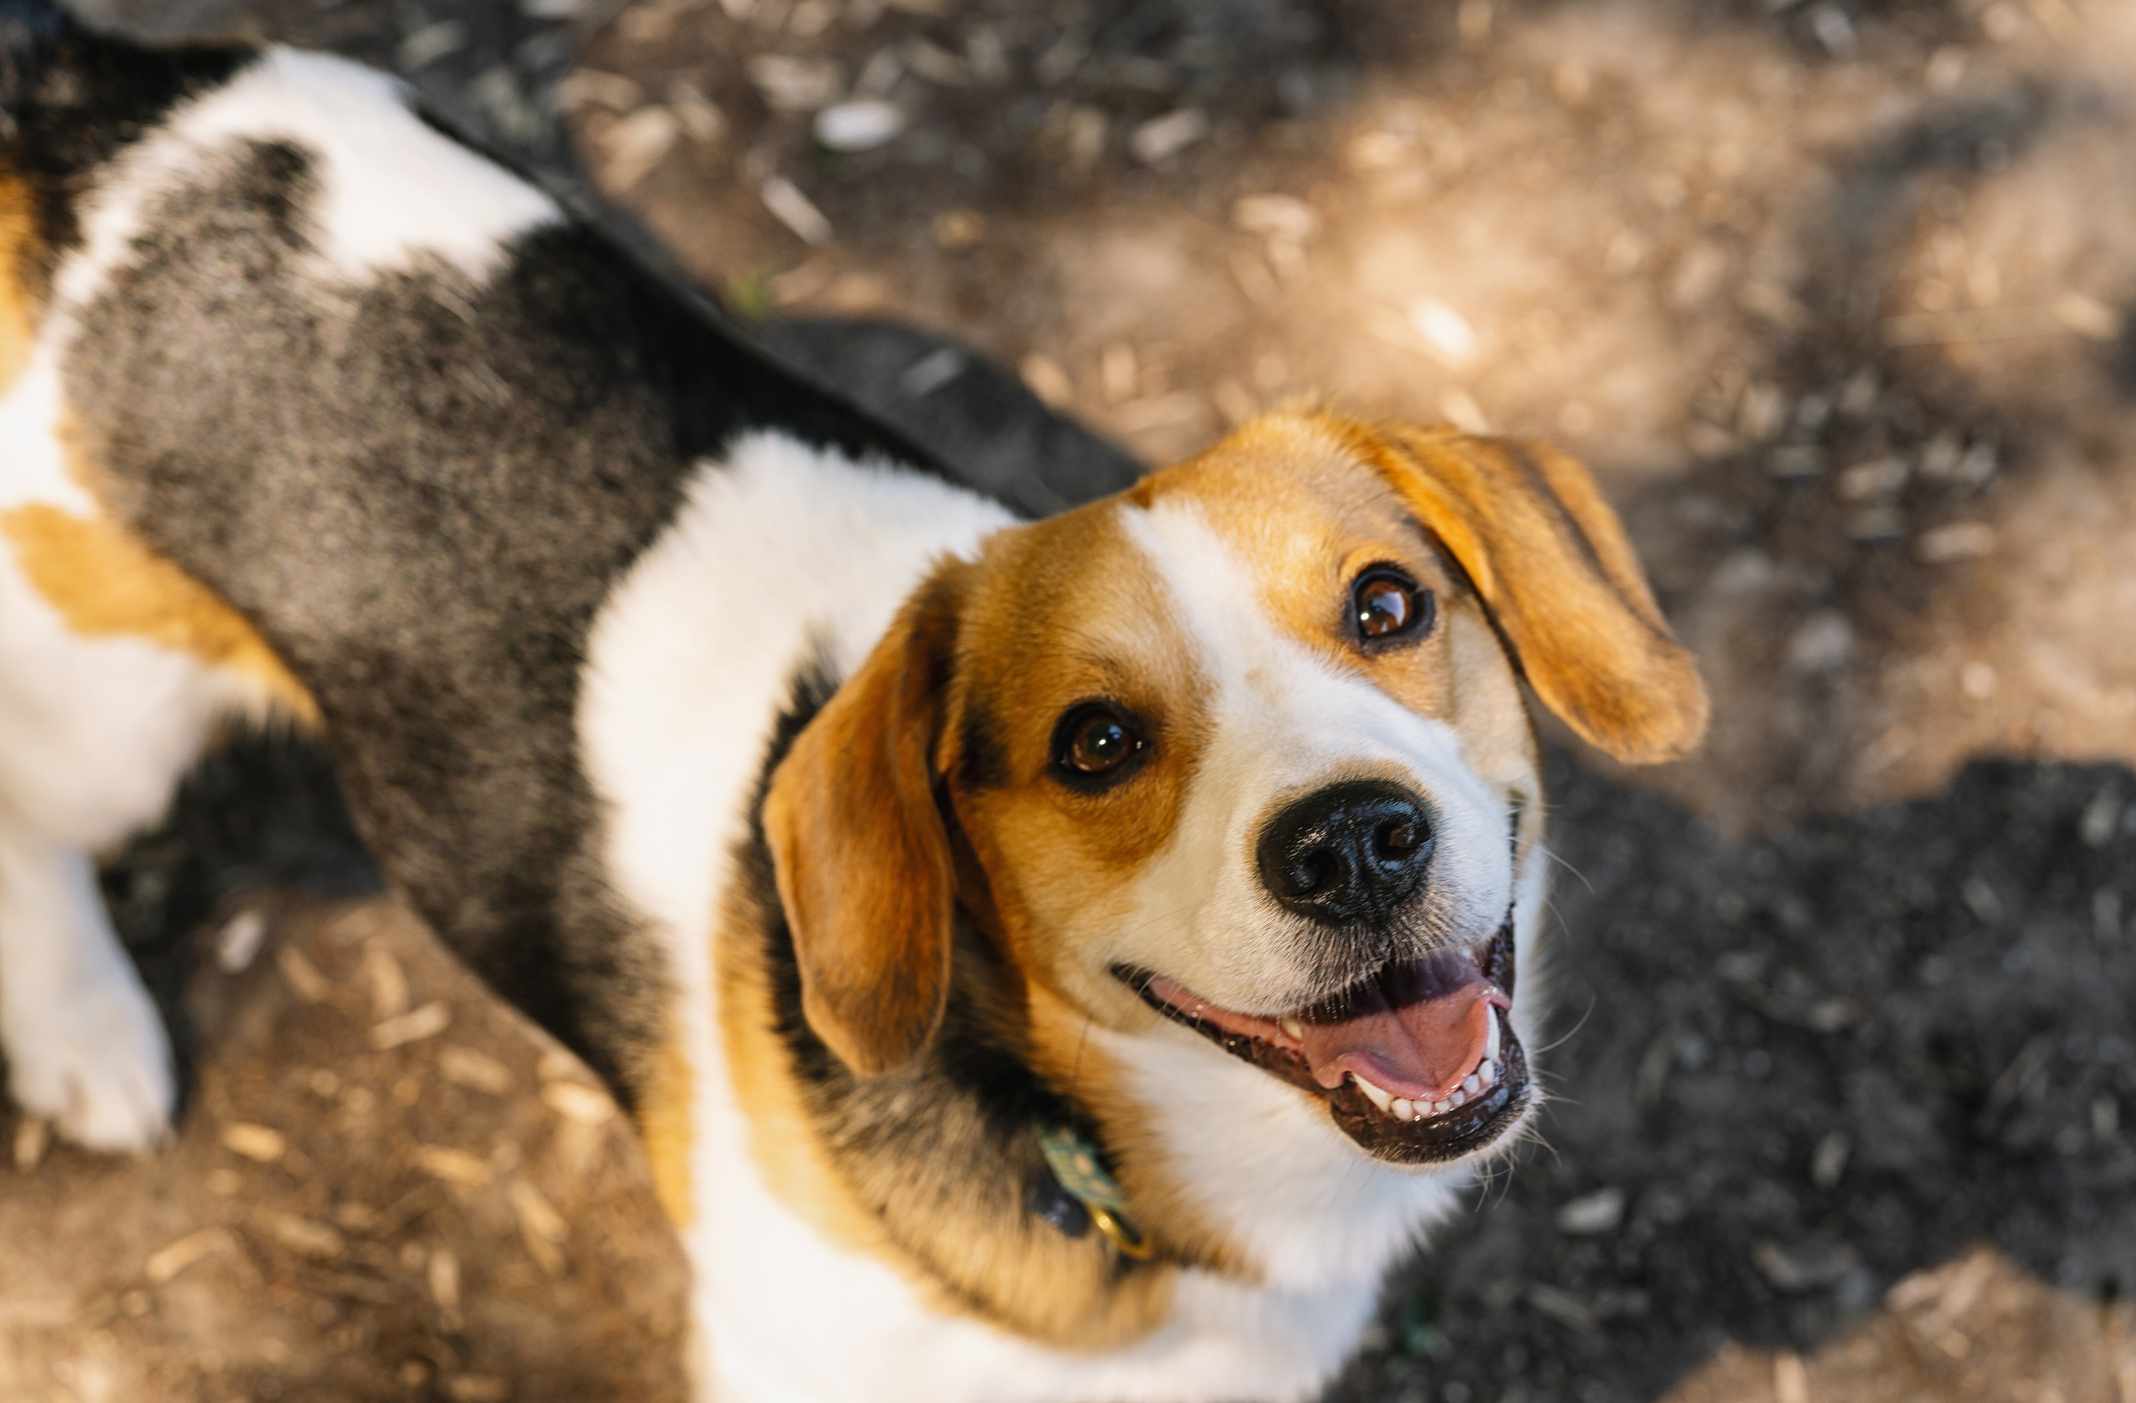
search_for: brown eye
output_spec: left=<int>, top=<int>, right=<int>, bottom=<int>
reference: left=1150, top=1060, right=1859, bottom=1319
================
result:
left=1351, top=568, right=1433, bottom=646
left=1052, top=703, right=1146, bottom=787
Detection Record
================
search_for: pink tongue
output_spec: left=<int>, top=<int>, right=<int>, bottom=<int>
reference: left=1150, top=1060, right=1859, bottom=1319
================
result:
left=1296, top=980, right=1502, bottom=1102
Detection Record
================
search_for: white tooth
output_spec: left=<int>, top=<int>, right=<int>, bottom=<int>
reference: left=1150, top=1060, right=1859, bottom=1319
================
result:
left=1430, top=1098, right=1452, bottom=1116
left=1392, top=1098, right=1415, bottom=1121
left=1451, top=1089, right=1469, bottom=1107
left=1280, top=1017, right=1304, bottom=1040
left=1479, top=1060, right=1497, bottom=1086
left=1462, top=1073, right=1482, bottom=1095
left=1354, top=1076, right=1395, bottom=1114
left=1484, top=1009, right=1502, bottom=1063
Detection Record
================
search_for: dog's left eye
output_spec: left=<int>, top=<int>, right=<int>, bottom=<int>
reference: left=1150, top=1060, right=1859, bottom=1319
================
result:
left=1052, top=703, right=1147, bottom=786
left=1351, top=567, right=1434, bottom=646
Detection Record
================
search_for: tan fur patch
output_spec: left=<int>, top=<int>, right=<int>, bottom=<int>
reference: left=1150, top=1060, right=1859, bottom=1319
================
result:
left=949, top=504, right=1211, bottom=966
left=0, top=504, right=318, bottom=723
left=0, top=169, right=41, bottom=393
left=634, top=1033, right=696, bottom=1228
left=1140, top=415, right=1470, bottom=726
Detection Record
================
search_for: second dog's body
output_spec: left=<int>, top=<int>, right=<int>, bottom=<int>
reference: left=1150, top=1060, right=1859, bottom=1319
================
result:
left=0, top=13, right=1707, bottom=1400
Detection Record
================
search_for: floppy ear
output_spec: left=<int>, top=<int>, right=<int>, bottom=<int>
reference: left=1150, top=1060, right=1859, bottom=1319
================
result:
left=1375, top=426, right=1710, bottom=764
left=763, top=566, right=967, bottom=1077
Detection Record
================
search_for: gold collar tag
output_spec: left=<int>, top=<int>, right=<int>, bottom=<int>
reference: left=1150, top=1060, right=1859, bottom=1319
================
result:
left=1038, top=1127, right=1153, bottom=1261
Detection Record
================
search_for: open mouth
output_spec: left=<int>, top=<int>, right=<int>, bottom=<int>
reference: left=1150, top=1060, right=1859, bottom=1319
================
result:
left=1115, top=920, right=1529, bottom=1165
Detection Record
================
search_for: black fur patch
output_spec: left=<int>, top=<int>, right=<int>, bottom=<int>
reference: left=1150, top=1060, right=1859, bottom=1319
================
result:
left=0, top=10, right=250, bottom=292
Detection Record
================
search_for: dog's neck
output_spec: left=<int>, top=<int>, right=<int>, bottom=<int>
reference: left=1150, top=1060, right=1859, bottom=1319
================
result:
left=721, top=661, right=1248, bottom=1345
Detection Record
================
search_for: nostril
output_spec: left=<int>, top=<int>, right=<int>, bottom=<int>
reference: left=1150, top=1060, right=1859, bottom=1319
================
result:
left=1374, top=818, right=1422, bottom=860
left=1283, top=850, right=1335, bottom=898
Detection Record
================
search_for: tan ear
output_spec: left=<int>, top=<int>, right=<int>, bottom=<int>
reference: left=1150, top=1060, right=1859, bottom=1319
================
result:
left=1375, top=426, right=1710, bottom=764
left=763, top=566, right=967, bottom=1076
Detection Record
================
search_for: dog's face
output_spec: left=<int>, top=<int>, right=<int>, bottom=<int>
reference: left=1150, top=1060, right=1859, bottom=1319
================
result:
left=765, top=414, right=1707, bottom=1169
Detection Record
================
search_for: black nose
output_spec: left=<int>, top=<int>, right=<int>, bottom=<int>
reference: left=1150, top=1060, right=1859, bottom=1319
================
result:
left=1256, top=780, right=1435, bottom=925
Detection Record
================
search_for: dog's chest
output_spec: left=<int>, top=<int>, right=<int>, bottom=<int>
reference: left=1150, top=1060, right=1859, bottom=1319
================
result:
left=683, top=1168, right=1382, bottom=1403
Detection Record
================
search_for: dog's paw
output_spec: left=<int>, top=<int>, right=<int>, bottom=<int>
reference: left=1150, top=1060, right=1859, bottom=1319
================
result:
left=3, top=973, right=176, bottom=1154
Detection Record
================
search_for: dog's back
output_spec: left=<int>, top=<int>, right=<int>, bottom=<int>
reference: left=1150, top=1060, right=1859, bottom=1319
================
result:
left=0, top=3, right=943, bottom=1138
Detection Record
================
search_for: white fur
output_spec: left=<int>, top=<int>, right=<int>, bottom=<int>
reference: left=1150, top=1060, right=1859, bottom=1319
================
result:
left=0, top=353, right=99, bottom=518
left=580, top=436, right=1549, bottom=1402
left=0, top=532, right=259, bottom=1148
left=54, top=47, right=556, bottom=320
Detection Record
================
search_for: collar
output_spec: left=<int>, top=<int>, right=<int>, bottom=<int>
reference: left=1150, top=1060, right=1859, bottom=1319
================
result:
left=1036, top=1125, right=1153, bottom=1260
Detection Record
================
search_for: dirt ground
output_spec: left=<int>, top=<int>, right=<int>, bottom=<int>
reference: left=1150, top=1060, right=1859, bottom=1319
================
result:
left=5, top=1, right=2136, bottom=1400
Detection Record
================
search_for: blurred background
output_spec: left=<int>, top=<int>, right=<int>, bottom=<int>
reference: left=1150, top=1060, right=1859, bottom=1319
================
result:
left=4, top=1, right=2134, bottom=1400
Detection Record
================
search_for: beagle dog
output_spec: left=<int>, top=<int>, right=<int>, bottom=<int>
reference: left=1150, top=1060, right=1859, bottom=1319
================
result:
left=0, top=8, right=1708, bottom=1401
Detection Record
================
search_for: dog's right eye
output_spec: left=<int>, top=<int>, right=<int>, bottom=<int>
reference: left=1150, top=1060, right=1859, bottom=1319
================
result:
left=1052, top=703, right=1147, bottom=788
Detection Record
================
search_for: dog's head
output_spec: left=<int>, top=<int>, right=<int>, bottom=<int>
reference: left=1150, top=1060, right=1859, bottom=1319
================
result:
left=764, top=413, right=1706, bottom=1171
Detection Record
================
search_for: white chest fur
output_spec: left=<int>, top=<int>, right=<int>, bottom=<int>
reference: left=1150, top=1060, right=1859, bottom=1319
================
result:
left=576, top=434, right=1547, bottom=1402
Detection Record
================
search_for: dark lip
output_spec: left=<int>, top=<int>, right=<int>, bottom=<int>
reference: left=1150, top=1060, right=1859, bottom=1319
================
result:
left=1113, top=918, right=1530, bottom=1166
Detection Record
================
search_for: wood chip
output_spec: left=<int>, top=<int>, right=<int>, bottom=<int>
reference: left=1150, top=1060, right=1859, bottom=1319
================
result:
left=1019, top=353, right=1073, bottom=408
left=1838, top=457, right=1908, bottom=500
left=397, top=20, right=465, bottom=71
left=1111, top=392, right=1207, bottom=436
left=1232, top=193, right=1319, bottom=244
left=510, top=1180, right=568, bottom=1276
left=145, top=1228, right=237, bottom=1285
left=667, top=78, right=726, bottom=145
left=440, top=1047, right=514, bottom=1096
left=603, top=107, right=681, bottom=191
left=760, top=176, right=834, bottom=247
left=903, top=38, right=969, bottom=86
left=221, top=1123, right=287, bottom=1163
left=541, top=1080, right=614, bottom=1124
left=276, top=946, right=329, bottom=1002
left=1555, top=1187, right=1626, bottom=1235
left=1774, top=1352, right=1811, bottom=1403
left=2053, top=292, right=2120, bottom=340
left=12, top=1116, right=49, bottom=1171
left=748, top=54, right=842, bottom=111
left=259, top=1211, right=344, bottom=1259
left=1131, top=109, right=1208, bottom=165
left=815, top=99, right=906, bottom=152
left=1408, top=299, right=1479, bottom=367
left=216, top=909, right=268, bottom=972
left=1100, top=343, right=1138, bottom=403
left=558, top=70, right=644, bottom=111
left=1916, top=521, right=1996, bottom=563
left=446, top=1377, right=510, bottom=1403
left=931, top=209, right=985, bottom=250
left=364, top=943, right=409, bottom=1019
left=371, top=1002, right=451, bottom=1050
left=415, top=1145, right=493, bottom=1189
left=334, top=1202, right=382, bottom=1232
left=428, top=1246, right=462, bottom=1316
